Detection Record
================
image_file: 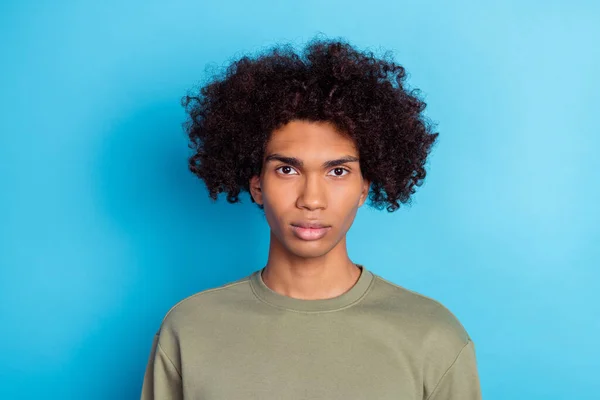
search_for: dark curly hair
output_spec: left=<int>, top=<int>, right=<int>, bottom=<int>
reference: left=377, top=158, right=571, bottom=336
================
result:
left=182, top=37, right=439, bottom=212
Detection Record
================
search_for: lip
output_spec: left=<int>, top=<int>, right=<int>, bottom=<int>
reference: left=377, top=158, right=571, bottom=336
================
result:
left=290, top=222, right=331, bottom=241
left=292, top=221, right=330, bottom=229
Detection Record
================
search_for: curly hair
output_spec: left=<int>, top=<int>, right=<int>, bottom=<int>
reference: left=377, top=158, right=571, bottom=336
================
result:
left=182, top=37, right=439, bottom=212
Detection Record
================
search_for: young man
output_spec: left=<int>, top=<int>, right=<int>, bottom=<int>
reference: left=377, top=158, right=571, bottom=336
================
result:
left=141, top=38, right=482, bottom=399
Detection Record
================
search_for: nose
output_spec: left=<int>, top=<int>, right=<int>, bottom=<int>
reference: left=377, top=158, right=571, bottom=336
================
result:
left=296, top=173, right=327, bottom=210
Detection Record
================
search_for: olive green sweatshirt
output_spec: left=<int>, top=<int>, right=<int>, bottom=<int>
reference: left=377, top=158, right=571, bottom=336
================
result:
left=141, top=265, right=482, bottom=399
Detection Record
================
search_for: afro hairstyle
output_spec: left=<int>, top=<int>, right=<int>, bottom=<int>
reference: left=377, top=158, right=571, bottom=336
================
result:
left=182, top=37, right=439, bottom=212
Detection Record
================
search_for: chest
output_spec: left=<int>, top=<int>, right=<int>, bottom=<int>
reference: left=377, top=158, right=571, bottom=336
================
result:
left=178, top=313, right=425, bottom=400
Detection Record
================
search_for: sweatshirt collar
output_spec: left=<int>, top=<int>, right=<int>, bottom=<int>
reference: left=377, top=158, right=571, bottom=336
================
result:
left=249, top=264, right=373, bottom=313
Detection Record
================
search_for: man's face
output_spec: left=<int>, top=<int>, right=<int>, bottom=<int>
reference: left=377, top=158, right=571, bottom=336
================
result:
left=249, top=120, right=370, bottom=259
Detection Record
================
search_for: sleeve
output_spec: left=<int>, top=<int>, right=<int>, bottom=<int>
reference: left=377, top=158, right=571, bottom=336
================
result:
left=140, top=333, right=184, bottom=400
left=426, top=339, right=482, bottom=400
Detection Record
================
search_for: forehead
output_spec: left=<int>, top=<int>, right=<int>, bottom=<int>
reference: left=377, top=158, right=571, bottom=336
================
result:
left=266, top=120, right=357, bottom=155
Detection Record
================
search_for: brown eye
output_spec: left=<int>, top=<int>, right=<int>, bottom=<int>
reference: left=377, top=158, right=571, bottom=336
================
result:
left=329, top=167, right=349, bottom=177
left=276, top=166, right=298, bottom=175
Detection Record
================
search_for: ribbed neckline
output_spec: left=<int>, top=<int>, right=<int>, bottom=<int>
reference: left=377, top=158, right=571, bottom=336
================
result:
left=249, top=264, right=374, bottom=313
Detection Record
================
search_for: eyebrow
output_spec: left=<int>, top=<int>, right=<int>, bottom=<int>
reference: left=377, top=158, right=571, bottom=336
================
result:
left=264, top=153, right=360, bottom=169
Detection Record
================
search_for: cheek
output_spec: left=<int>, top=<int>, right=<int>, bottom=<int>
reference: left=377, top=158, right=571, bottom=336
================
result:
left=262, top=183, right=293, bottom=230
left=331, top=183, right=362, bottom=207
left=333, top=189, right=362, bottom=226
left=263, top=176, right=296, bottom=205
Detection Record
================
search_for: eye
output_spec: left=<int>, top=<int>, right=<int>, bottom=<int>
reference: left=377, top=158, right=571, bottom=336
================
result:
left=328, top=167, right=350, bottom=177
left=275, top=166, right=350, bottom=177
left=275, top=166, right=299, bottom=175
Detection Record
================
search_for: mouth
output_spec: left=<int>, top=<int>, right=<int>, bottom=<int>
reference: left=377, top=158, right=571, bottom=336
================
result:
left=290, top=222, right=332, bottom=241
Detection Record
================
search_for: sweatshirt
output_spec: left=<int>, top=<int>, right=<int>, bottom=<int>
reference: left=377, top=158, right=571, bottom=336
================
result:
left=140, top=265, right=482, bottom=399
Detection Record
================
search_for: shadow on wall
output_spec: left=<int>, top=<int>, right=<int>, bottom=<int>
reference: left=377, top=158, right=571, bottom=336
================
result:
left=79, top=98, right=267, bottom=399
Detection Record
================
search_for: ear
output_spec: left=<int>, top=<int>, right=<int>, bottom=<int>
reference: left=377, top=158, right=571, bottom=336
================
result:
left=358, top=179, right=370, bottom=207
left=249, top=175, right=263, bottom=205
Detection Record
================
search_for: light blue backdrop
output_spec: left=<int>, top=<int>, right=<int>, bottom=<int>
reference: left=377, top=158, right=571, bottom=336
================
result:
left=1, top=1, right=598, bottom=399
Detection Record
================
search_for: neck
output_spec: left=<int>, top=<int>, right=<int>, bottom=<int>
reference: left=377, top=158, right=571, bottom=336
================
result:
left=262, top=231, right=362, bottom=300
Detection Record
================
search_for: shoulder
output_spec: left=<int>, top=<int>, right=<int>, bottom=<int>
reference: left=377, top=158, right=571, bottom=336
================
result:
left=147, top=275, right=252, bottom=366
left=369, top=273, right=479, bottom=394
left=156, top=274, right=252, bottom=338
left=370, top=273, right=471, bottom=349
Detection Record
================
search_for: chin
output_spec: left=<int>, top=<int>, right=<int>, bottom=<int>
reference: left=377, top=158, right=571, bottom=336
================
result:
left=287, top=246, right=332, bottom=259
left=285, top=237, right=339, bottom=258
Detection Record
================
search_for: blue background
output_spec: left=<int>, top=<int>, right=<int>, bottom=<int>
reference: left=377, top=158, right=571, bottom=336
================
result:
left=1, top=1, right=599, bottom=399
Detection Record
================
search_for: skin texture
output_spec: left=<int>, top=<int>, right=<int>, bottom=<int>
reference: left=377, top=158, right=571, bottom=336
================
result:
left=249, top=120, right=370, bottom=300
